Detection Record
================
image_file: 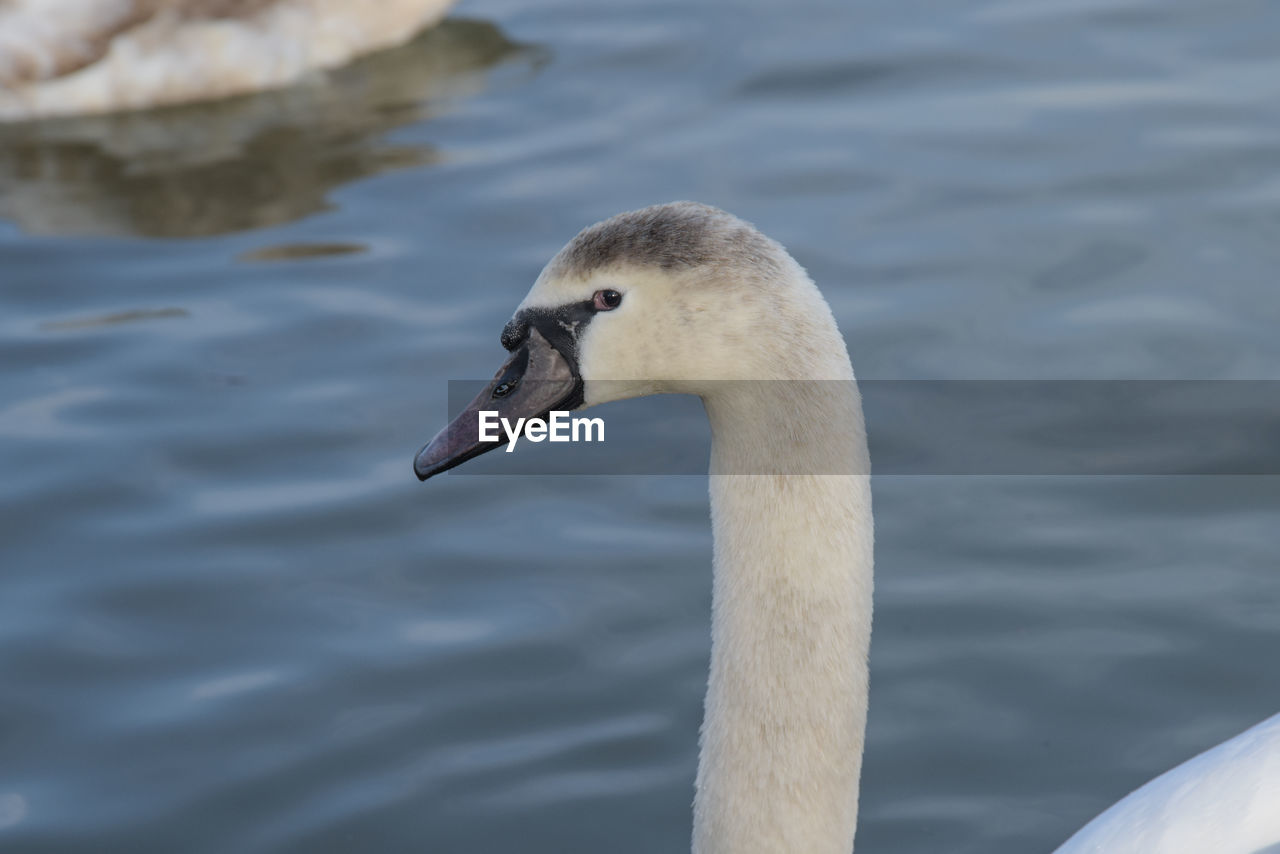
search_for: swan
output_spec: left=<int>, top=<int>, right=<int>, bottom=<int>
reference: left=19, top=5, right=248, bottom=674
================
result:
left=0, top=0, right=455, bottom=120
left=413, top=201, right=1280, bottom=853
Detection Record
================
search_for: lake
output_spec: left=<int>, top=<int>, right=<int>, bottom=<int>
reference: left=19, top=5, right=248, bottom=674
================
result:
left=2, top=0, right=1279, bottom=851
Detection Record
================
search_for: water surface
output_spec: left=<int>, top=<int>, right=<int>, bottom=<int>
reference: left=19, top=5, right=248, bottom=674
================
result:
left=2, top=1, right=1279, bottom=852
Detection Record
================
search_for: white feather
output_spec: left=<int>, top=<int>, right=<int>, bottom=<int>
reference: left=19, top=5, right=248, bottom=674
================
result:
left=1053, top=712, right=1280, bottom=854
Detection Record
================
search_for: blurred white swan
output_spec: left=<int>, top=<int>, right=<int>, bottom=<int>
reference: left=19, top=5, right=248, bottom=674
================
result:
left=0, top=19, right=529, bottom=236
left=0, top=0, right=455, bottom=120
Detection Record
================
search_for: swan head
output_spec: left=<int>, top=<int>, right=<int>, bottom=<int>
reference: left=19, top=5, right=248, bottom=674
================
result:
left=414, top=201, right=853, bottom=479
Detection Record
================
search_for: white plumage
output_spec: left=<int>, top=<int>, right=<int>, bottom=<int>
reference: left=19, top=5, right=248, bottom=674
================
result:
left=0, top=0, right=454, bottom=119
left=1053, top=711, right=1280, bottom=854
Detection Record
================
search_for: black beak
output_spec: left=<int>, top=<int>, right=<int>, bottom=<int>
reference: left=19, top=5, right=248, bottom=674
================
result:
left=414, top=327, right=583, bottom=481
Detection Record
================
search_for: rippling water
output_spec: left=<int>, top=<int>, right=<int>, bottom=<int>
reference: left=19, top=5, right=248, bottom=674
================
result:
left=2, top=1, right=1279, bottom=852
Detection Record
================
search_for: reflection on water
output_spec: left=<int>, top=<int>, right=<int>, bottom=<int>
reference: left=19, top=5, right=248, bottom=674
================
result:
left=40, top=307, right=189, bottom=331
left=238, top=242, right=368, bottom=262
left=0, top=20, right=541, bottom=238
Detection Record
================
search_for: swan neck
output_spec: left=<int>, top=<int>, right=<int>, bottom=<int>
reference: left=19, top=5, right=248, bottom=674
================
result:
left=693, top=382, right=874, bottom=854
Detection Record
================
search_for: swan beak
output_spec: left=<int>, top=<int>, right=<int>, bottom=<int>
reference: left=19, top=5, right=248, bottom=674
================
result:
left=414, top=327, right=582, bottom=481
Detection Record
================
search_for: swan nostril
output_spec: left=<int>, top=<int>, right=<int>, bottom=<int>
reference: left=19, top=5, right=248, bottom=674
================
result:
left=501, top=318, right=529, bottom=351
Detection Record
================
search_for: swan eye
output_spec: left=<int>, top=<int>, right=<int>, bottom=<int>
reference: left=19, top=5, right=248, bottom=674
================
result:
left=593, top=289, right=623, bottom=311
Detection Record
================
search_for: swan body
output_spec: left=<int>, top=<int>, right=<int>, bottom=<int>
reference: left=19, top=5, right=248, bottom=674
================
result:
left=413, top=202, right=1280, bottom=853
left=0, top=0, right=454, bottom=119
left=1053, top=711, right=1280, bottom=854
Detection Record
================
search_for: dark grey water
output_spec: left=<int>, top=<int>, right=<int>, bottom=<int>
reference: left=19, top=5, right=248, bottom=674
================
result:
left=2, top=1, right=1279, bottom=852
